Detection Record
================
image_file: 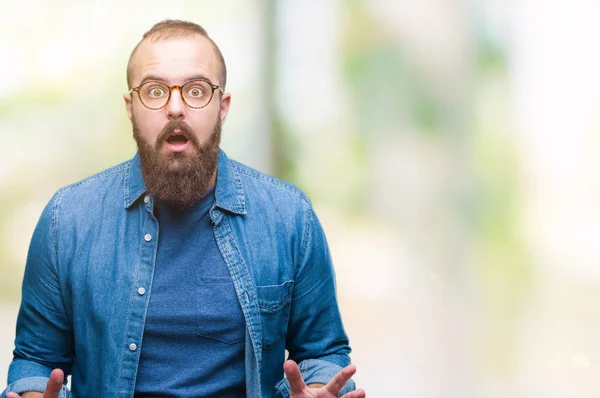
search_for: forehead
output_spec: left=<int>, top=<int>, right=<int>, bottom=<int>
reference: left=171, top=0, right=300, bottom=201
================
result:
left=131, top=35, right=219, bottom=85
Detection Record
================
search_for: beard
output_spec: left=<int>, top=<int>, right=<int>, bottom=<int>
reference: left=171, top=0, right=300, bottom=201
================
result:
left=132, top=116, right=221, bottom=209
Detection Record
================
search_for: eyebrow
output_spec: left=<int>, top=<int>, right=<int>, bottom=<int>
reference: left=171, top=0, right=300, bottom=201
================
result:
left=138, top=74, right=213, bottom=86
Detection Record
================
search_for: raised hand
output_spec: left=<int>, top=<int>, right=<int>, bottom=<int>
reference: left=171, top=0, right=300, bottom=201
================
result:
left=284, top=360, right=366, bottom=398
left=6, top=368, right=64, bottom=398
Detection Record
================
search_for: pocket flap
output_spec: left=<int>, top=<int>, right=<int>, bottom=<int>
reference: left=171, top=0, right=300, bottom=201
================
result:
left=256, top=280, right=294, bottom=312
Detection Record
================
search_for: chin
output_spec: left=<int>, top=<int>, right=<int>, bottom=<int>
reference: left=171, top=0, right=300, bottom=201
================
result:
left=159, top=152, right=187, bottom=168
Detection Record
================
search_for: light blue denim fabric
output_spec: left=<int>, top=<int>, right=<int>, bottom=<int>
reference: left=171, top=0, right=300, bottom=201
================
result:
left=2, top=151, right=354, bottom=397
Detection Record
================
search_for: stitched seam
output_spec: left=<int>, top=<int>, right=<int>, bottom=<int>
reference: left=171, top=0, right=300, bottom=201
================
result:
left=51, top=192, right=67, bottom=311
left=51, top=192, right=62, bottom=275
left=56, top=162, right=129, bottom=195
left=214, top=216, right=263, bottom=361
left=295, top=202, right=312, bottom=275
left=231, top=161, right=309, bottom=202
left=257, top=293, right=292, bottom=312
left=257, top=281, right=294, bottom=311
left=123, top=159, right=132, bottom=205
left=50, top=190, right=75, bottom=372
left=116, top=209, right=147, bottom=394
left=130, top=211, right=159, bottom=390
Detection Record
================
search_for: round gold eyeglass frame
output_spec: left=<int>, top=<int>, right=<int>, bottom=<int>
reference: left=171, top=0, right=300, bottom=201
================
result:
left=130, top=78, right=224, bottom=110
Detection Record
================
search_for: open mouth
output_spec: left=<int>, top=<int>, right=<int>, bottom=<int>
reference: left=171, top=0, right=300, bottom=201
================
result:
left=165, top=130, right=190, bottom=153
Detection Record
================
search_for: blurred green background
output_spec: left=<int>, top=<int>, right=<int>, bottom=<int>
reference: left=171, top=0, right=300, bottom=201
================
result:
left=1, top=0, right=599, bottom=396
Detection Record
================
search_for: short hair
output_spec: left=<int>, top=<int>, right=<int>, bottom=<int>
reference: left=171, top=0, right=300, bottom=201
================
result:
left=126, top=19, right=227, bottom=89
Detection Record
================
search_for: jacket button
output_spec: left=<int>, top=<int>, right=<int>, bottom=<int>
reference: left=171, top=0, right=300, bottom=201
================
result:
left=144, top=234, right=152, bottom=242
left=129, top=343, right=137, bottom=351
left=144, top=196, right=150, bottom=204
left=138, top=287, right=146, bottom=296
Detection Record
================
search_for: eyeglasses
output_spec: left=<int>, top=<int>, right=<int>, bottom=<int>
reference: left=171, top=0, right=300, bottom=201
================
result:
left=130, top=79, right=223, bottom=110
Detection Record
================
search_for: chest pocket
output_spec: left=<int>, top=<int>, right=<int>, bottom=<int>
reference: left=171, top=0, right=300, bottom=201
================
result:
left=256, top=280, right=294, bottom=350
left=196, top=276, right=246, bottom=344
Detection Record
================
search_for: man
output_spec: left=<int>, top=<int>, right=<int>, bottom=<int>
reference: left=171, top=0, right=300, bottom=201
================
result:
left=1, top=20, right=365, bottom=398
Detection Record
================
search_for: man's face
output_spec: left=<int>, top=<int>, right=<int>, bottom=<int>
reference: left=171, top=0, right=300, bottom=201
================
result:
left=124, top=35, right=231, bottom=207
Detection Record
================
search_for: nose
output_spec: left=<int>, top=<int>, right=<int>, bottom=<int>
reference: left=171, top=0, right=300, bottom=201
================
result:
left=166, top=86, right=185, bottom=119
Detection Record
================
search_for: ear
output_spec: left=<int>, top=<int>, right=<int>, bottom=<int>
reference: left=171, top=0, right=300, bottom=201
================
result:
left=219, top=91, right=231, bottom=124
left=123, top=92, right=133, bottom=120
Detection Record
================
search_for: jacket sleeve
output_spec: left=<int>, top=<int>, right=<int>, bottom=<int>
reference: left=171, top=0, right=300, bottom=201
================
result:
left=1, top=194, right=73, bottom=397
left=275, top=201, right=355, bottom=396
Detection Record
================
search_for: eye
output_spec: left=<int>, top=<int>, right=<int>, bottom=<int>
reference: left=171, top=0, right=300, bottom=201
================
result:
left=147, top=86, right=167, bottom=98
left=187, top=86, right=205, bottom=97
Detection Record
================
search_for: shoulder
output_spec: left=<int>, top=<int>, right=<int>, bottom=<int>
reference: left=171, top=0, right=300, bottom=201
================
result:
left=56, top=159, right=130, bottom=196
left=228, top=158, right=311, bottom=209
left=50, top=159, right=132, bottom=215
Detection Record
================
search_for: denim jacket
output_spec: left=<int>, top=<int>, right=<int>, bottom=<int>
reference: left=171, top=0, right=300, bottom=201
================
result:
left=2, top=151, right=354, bottom=397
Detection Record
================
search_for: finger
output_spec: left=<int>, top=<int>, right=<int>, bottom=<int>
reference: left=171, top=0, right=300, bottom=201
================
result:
left=325, top=364, right=357, bottom=395
left=341, top=388, right=366, bottom=398
left=283, top=359, right=307, bottom=395
left=43, top=368, right=64, bottom=398
left=6, top=393, right=20, bottom=398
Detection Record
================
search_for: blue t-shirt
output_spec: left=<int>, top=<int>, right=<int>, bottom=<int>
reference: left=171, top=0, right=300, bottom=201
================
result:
left=134, top=186, right=246, bottom=397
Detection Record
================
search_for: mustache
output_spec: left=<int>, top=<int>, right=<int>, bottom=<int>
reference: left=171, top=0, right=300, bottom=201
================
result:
left=155, top=120, right=199, bottom=148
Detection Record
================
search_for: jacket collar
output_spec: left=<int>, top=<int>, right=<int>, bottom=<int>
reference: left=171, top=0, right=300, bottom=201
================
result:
left=124, top=150, right=246, bottom=215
